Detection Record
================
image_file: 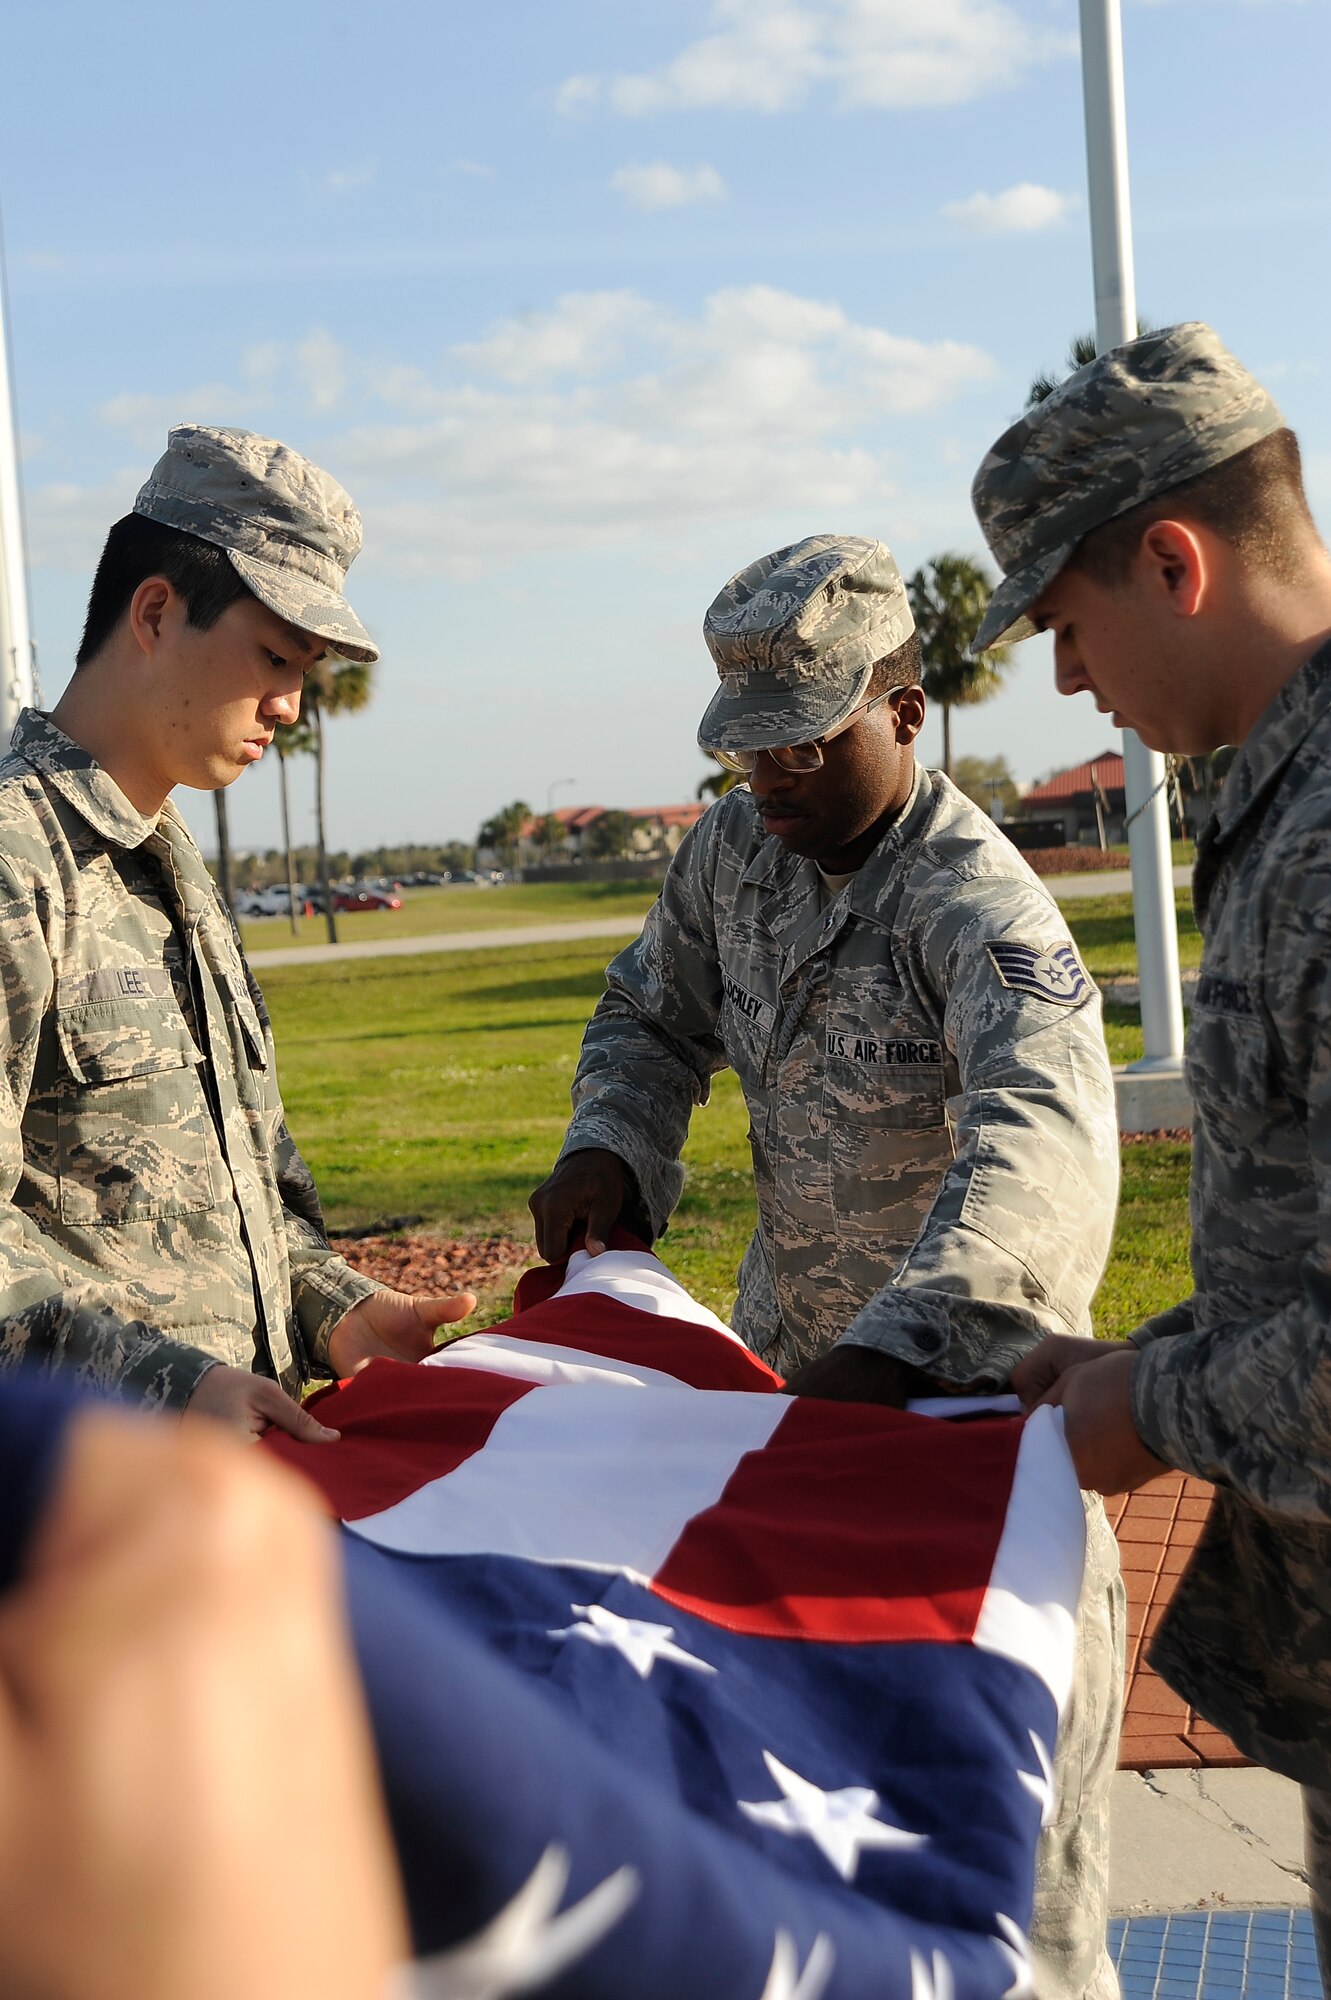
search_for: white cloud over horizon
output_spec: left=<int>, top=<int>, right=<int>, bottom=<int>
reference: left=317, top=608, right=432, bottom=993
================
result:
left=609, top=162, right=728, bottom=211
left=943, top=183, right=1079, bottom=233
left=558, top=0, right=1074, bottom=117
left=29, top=288, right=997, bottom=579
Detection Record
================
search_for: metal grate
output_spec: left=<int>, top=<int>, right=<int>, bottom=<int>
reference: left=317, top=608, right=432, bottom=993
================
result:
left=1108, top=1909, right=1321, bottom=2000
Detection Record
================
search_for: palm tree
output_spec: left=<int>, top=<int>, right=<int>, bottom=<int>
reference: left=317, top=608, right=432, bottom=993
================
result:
left=696, top=756, right=744, bottom=802
left=906, top=555, right=1011, bottom=777
left=272, top=717, right=314, bottom=935
left=586, top=809, right=636, bottom=861
left=476, top=800, right=531, bottom=875
left=1027, top=323, right=1151, bottom=408
left=301, top=659, right=374, bottom=944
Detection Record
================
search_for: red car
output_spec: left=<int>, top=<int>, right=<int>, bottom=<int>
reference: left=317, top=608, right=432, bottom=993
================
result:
left=333, top=888, right=403, bottom=912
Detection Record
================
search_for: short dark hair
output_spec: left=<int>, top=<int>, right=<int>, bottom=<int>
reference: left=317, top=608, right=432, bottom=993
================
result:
left=867, top=631, right=923, bottom=698
left=76, top=515, right=256, bottom=667
left=1071, top=429, right=1317, bottom=590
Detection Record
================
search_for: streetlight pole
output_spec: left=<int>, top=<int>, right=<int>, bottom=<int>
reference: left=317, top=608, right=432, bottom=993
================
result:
left=547, top=776, right=577, bottom=817
left=0, top=212, right=36, bottom=741
left=1079, top=0, right=1184, bottom=1074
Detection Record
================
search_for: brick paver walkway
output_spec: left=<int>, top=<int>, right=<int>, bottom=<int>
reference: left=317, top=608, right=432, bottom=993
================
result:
left=1109, top=1471, right=1247, bottom=1770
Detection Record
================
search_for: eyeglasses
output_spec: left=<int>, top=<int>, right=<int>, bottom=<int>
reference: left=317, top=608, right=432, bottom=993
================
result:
left=707, top=692, right=893, bottom=775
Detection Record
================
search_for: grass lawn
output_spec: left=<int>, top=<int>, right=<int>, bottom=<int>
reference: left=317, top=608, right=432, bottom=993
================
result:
left=264, top=932, right=1193, bottom=1342
left=239, top=878, right=659, bottom=955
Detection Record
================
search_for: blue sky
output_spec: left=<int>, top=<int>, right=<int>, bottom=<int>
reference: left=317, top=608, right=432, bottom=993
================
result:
left=2, top=0, right=1325, bottom=857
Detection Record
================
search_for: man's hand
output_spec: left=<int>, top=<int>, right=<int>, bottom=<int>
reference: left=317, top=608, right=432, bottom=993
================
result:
left=184, top=1364, right=339, bottom=1444
left=1030, top=1346, right=1167, bottom=1495
left=782, top=1345, right=918, bottom=1408
left=529, top=1148, right=630, bottom=1261
left=0, top=1409, right=406, bottom=2000
left=326, top=1285, right=478, bottom=1378
left=1011, top=1334, right=1109, bottom=1409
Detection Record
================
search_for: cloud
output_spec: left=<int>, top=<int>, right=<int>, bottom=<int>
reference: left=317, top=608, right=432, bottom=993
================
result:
left=324, top=162, right=376, bottom=193
left=295, top=329, right=348, bottom=412
left=452, top=159, right=495, bottom=178
left=943, top=183, right=1079, bottom=233
left=335, top=285, right=996, bottom=573
left=557, top=0, right=1073, bottom=117
left=609, top=162, right=728, bottom=211
left=40, top=288, right=996, bottom=583
left=92, top=330, right=348, bottom=447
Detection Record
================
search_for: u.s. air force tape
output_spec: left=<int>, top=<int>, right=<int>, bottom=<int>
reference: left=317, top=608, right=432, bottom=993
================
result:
left=986, top=941, right=1091, bottom=1005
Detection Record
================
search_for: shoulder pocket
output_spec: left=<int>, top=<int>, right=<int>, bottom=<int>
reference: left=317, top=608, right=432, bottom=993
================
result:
left=55, top=1000, right=218, bottom=1225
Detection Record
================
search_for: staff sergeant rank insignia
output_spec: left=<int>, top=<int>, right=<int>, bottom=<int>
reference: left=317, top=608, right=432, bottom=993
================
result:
left=985, top=941, right=1091, bottom=1006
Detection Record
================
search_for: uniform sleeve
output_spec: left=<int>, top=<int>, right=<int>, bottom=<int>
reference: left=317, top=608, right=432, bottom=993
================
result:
left=0, top=861, right=219, bottom=1411
left=1129, top=883, right=1331, bottom=1514
left=840, top=868, right=1120, bottom=1388
left=559, top=811, right=730, bottom=1232
left=277, top=1122, right=380, bottom=1373
left=1128, top=1297, right=1197, bottom=1349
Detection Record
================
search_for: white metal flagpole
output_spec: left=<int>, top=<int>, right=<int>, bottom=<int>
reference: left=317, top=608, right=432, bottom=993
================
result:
left=1079, top=0, right=1184, bottom=1072
left=0, top=210, right=36, bottom=741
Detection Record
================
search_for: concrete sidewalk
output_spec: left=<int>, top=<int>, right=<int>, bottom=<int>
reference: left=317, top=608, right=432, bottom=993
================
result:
left=1112, top=1767, right=1307, bottom=1916
left=248, top=913, right=647, bottom=970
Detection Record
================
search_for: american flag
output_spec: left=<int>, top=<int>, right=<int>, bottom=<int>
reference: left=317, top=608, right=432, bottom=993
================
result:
left=267, top=1243, right=1086, bottom=2000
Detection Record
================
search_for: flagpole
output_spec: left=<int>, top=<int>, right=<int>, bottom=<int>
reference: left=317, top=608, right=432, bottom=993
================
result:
left=1079, top=0, right=1184, bottom=1076
left=0, top=207, right=36, bottom=740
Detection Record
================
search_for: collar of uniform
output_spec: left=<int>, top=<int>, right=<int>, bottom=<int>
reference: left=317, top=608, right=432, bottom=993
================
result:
left=737, top=762, right=928, bottom=896
left=1208, top=638, right=1331, bottom=850
left=11, top=707, right=160, bottom=849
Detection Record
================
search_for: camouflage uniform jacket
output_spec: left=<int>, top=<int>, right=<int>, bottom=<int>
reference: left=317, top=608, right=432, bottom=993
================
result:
left=560, top=769, right=1119, bottom=1382
left=0, top=709, right=378, bottom=1411
left=1130, top=641, right=1331, bottom=1786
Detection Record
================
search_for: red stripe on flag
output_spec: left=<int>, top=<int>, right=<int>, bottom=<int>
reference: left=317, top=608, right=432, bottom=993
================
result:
left=265, top=1361, right=533, bottom=1520
left=451, top=1295, right=781, bottom=1394
left=651, top=1401, right=1024, bottom=1643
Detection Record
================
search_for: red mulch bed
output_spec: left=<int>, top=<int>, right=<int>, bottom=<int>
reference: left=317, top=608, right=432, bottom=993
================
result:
left=331, top=1231, right=534, bottom=1293
left=1020, top=846, right=1134, bottom=877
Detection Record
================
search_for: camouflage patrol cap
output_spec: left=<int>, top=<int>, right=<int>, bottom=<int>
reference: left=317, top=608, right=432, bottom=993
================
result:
left=697, top=534, right=915, bottom=753
left=969, top=322, right=1284, bottom=656
left=133, top=424, right=378, bottom=663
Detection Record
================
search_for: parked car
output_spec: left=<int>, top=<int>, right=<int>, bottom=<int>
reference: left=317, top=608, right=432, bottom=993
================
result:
left=235, top=884, right=312, bottom=918
left=333, top=887, right=403, bottom=912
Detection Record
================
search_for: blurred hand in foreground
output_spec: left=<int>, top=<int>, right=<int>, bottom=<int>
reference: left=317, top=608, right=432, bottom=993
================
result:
left=0, top=1406, right=406, bottom=2000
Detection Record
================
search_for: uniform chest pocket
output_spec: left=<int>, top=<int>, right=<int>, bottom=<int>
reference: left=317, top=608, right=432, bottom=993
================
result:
left=55, top=1001, right=219, bottom=1225
left=821, top=1029, right=948, bottom=1130
left=1185, top=1003, right=1275, bottom=1159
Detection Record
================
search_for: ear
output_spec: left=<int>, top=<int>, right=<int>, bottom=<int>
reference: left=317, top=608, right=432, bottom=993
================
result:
left=127, top=577, right=174, bottom=659
left=889, top=684, right=925, bottom=746
left=1137, top=519, right=1208, bottom=618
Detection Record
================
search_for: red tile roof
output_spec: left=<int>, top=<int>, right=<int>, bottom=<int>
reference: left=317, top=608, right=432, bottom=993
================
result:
left=1023, top=751, right=1124, bottom=805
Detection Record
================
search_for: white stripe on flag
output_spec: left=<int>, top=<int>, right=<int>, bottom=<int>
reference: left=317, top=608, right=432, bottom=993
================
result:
left=553, top=1249, right=745, bottom=1341
left=346, top=1382, right=787, bottom=1572
left=970, top=1405, right=1085, bottom=1717
left=422, top=1332, right=687, bottom=1393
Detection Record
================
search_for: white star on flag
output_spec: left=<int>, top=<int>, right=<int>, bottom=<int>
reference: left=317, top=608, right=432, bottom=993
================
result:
left=910, top=1945, right=957, bottom=2000
left=760, top=1929, right=836, bottom=2000
left=739, top=1750, right=928, bottom=1881
left=992, top=1913, right=1037, bottom=2000
left=1017, top=1731, right=1055, bottom=1827
left=549, top=1602, right=716, bottom=1680
left=404, top=1844, right=638, bottom=1998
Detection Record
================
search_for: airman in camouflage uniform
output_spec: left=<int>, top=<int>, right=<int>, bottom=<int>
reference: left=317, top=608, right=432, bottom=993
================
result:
left=974, top=322, right=1331, bottom=1987
left=0, top=426, right=473, bottom=1439
left=531, top=534, right=1124, bottom=2000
